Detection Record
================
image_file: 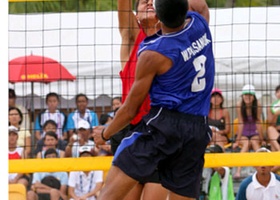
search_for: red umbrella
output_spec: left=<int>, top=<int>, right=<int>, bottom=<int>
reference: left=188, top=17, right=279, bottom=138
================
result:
left=9, top=54, right=76, bottom=83
left=9, top=54, right=76, bottom=151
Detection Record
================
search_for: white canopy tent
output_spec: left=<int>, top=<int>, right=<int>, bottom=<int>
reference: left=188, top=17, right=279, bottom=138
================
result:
left=9, top=7, right=280, bottom=104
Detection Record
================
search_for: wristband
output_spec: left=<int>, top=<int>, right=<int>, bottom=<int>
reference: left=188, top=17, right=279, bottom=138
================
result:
left=101, top=128, right=110, bottom=141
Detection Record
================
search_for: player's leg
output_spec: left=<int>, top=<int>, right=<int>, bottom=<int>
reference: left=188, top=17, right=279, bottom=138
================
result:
left=169, top=192, right=195, bottom=200
left=97, top=165, right=138, bottom=200
left=122, top=182, right=143, bottom=200
left=141, top=182, right=169, bottom=200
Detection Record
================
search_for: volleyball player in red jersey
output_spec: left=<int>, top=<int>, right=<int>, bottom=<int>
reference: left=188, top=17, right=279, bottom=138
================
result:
left=104, top=0, right=210, bottom=199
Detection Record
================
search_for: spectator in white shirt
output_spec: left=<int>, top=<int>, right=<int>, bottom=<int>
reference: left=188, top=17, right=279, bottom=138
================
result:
left=68, top=145, right=104, bottom=200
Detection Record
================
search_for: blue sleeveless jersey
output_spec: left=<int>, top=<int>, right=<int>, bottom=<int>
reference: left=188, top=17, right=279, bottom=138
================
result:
left=138, top=11, right=215, bottom=116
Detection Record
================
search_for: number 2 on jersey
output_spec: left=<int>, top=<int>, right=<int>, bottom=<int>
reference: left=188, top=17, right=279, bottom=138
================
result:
left=191, top=55, right=206, bottom=92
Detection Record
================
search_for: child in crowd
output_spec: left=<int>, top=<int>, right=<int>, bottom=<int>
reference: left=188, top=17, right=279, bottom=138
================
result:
left=34, top=120, right=67, bottom=156
left=34, top=92, right=67, bottom=141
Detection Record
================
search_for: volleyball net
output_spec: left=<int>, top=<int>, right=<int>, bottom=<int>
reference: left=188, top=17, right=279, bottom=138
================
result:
left=8, top=0, right=280, bottom=174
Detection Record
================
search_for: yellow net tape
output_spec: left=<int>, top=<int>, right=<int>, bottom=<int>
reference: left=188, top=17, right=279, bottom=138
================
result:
left=9, top=152, right=280, bottom=173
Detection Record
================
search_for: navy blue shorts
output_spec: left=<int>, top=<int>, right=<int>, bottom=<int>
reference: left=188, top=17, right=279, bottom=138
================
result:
left=113, top=107, right=212, bottom=198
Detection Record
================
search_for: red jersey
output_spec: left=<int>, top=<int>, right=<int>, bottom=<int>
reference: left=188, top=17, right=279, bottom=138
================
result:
left=120, top=28, right=151, bottom=125
left=9, top=147, right=23, bottom=159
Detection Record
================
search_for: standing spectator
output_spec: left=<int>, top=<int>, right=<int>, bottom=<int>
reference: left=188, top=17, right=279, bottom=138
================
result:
left=34, top=92, right=67, bottom=142
left=66, top=93, right=99, bottom=139
left=65, top=120, right=97, bottom=158
left=68, top=146, right=104, bottom=200
left=27, top=148, right=68, bottom=200
left=34, top=120, right=67, bottom=155
left=9, top=125, right=30, bottom=189
left=9, top=88, right=30, bottom=130
left=108, top=96, right=122, bottom=118
left=267, top=84, right=280, bottom=152
left=235, top=147, right=280, bottom=200
left=9, top=106, right=31, bottom=158
left=208, top=88, right=231, bottom=149
left=36, top=131, right=65, bottom=158
left=93, top=0, right=215, bottom=199
left=233, top=84, right=264, bottom=179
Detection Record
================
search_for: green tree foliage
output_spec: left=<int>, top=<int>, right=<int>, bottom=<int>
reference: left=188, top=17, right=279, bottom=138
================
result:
left=9, top=0, right=280, bottom=14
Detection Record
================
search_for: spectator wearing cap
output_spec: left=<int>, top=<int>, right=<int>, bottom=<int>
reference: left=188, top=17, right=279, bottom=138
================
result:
left=233, top=84, right=264, bottom=179
left=9, top=125, right=30, bottom=189
left=200, top=144, right=235, bottom=200
left=68, top=146, right=104, bottom=200
left=65, top=120, right=97, bottom=157
left=27, top=148, right=68, bottom=200
left=208, top=88, right=231, bottom=149
left=66, top=93, right=99, bottom=139
left=9, top=88, right=31, bottom=130
left=9, top=106, right=31, bottom=158
left=235, top=147, right=280, bottom=200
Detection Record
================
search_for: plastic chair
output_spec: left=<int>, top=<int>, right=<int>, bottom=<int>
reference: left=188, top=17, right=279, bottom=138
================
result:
left=9, top=183, right=26, bottom=200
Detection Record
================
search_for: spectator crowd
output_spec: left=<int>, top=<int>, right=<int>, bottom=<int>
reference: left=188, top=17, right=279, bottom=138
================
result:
left=8, top=84, right=280, bottom=199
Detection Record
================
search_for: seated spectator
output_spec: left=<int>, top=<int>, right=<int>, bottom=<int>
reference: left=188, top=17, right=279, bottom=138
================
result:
left=9, top=106, right=31, bottom=158
left=27, top=148, right=68, bottom=200
left=66, top=93, right=99, bottom=139
left=68, top=146, right=104, bottom=200
left=9, top=125, right=30, bottom=189
left=99, top=114, right=113, bottom=126
left=233, top=84, right=264, bottom=179
left=97, top=114, right=113, bottom=156
left=34, top=92, right=67, bottom=141
left=108, top=96, right=122, bottom=118
left=9, top=88, right=31, bottom=130
left=235, top=147, right=280, bottom=200
left=65, top=120, right=97, bottom=157
left=34, top=120, right=67, bottom=155
left=200, top=144, right=235, bottom=200
left=208, top=88, right=231, bottom=149
left=267, top=84, right=280, bottom=152
left=36, top=131, right=65, bottom=158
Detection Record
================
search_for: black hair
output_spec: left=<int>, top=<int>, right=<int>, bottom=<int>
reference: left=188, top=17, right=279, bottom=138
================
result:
left=75, top=93, right=88, bottom=103
left=43, top=119, right=58, bottom=129
left=9, top=88, right=16, bottom=98
left=46, top=92, right=60, bottom=104
left=210, top=92, right=224, bottom=109
left=112, top=96, right=122, bottom=103
left=9, top=106, right=23, bottom=125
left=155, top=0, right=188, bottom=28
left=241, top=95, right=258, bottom=122
left=99, top=114, right=112, bottom=125
left=44, top=131, right=58, bottom=141
left=275, top=85, right=280, bottom=93
left=44, top=148, right=58, bottom=157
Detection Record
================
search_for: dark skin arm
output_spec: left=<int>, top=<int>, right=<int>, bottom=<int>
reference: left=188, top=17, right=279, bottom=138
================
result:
left=93, top=50, right=172, bottom=145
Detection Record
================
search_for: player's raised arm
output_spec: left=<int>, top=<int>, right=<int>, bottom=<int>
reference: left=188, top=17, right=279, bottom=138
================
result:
left=188, top=0, right=210, bottom=24
left=118, top=0, right=140, bottom=67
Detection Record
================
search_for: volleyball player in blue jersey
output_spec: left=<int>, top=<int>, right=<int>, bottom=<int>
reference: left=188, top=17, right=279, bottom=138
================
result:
left=93, top=0, right=215, bottom=199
